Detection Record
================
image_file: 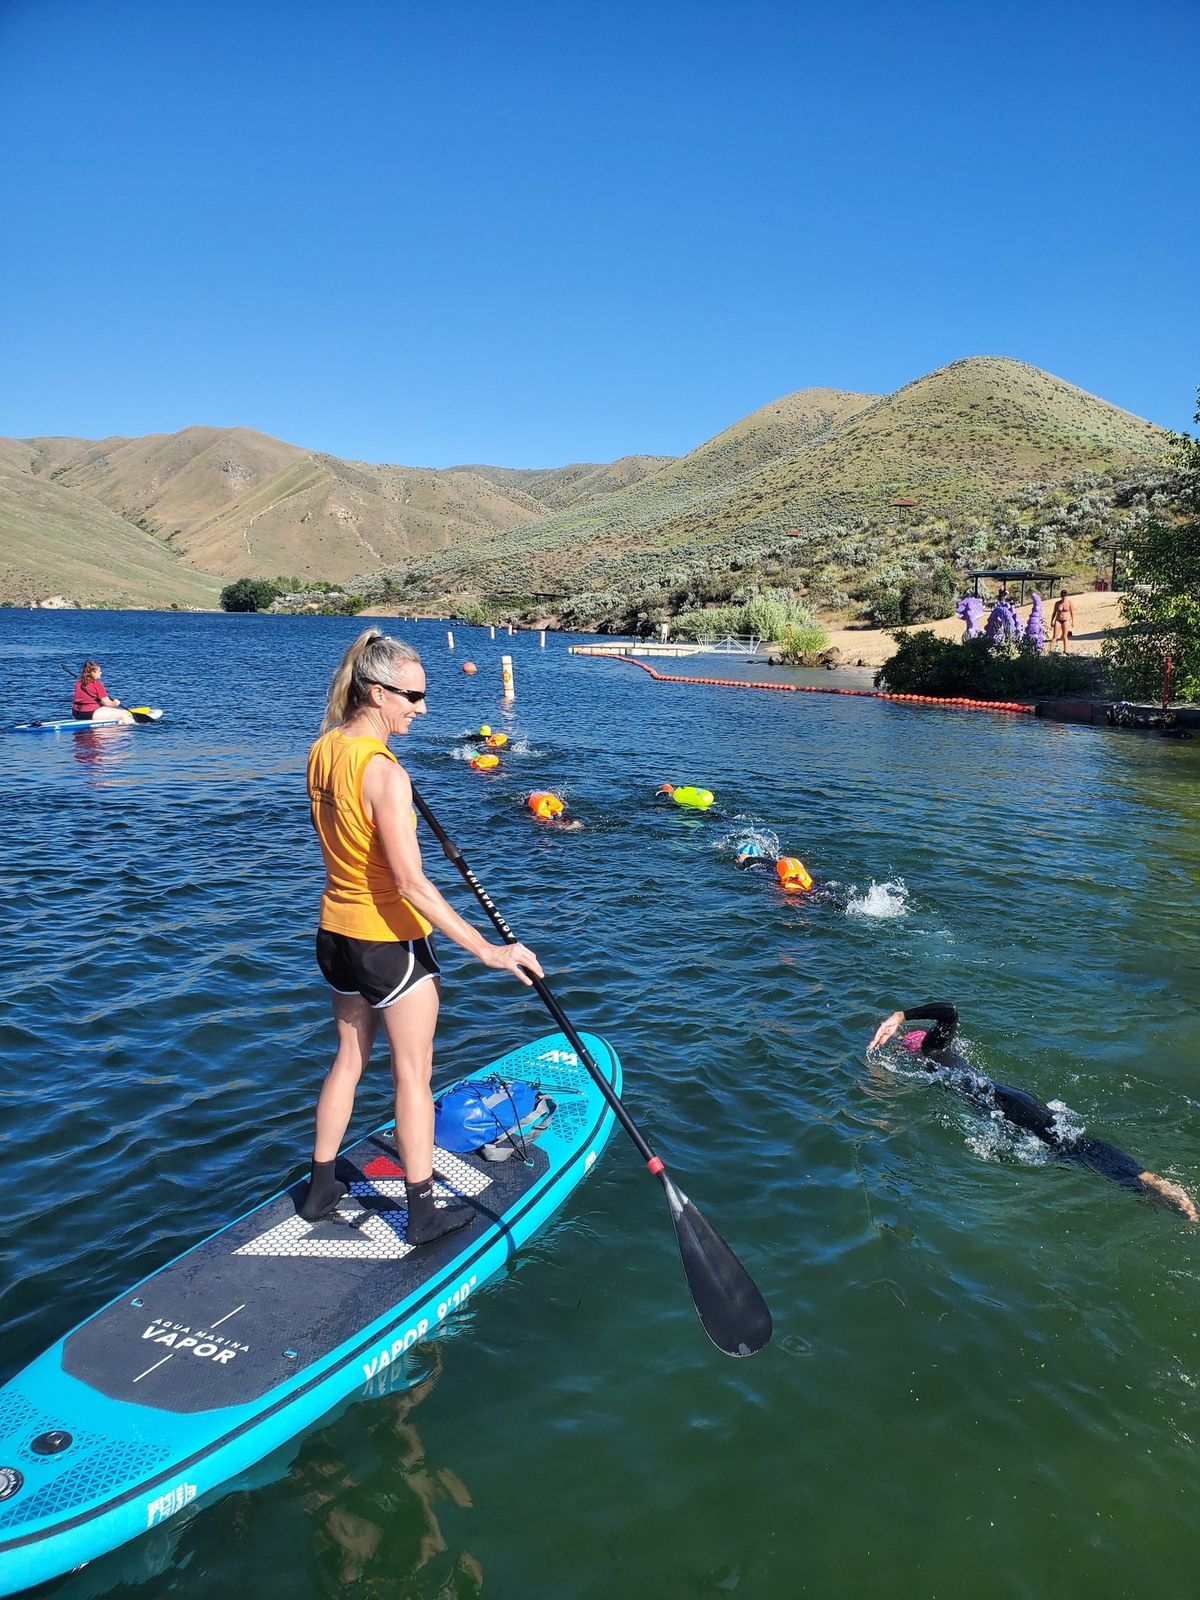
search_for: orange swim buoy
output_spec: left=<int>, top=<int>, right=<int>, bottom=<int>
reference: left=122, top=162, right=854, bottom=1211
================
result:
left=527, top=791, right=565, bottom=820
left=776, top=857, right=814, bottom=893
left=486, top=733, right=508, bottom=749
left=470, top=753, right=500, bottom=771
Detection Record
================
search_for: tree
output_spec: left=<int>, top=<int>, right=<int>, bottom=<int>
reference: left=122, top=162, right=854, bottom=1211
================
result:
left=1103, top=403, right=1200, bottom=702
left=220, top=577, right=282, bottom=612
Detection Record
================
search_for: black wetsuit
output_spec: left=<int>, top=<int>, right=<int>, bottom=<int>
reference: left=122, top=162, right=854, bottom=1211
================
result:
left=901, top=1003, right=1149, bottom=1194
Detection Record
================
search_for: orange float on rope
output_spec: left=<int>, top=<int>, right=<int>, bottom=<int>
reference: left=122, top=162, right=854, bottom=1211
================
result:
left=462, top=661, right=478, bottom=675
left=469, top=753, right=500, bottom=771
left=527, top=791, right=565, bottom=820
left=776, top=857, right=814, bottom=893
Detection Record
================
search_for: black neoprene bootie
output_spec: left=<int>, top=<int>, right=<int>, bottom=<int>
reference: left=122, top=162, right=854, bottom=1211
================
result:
left=405, top=1176, right=473, bottom=1246
left=299, top=1159, right=347, bottom=1221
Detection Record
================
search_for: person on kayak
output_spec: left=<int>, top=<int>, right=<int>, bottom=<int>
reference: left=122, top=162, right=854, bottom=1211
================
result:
left=302, top=628, right=543, bottom=1243
left=71, top=661, right=133, bottom=724
left=868, top=1002, right=1197, bottom=1219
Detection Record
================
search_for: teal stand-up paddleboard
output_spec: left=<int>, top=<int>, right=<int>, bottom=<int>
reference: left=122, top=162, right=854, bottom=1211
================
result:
left=0, top=1030, right=619, bottom=1596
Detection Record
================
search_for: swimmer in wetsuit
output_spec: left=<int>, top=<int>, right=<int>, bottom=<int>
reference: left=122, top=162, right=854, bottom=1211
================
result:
left=868, top=1002, right=1198, bottom=1220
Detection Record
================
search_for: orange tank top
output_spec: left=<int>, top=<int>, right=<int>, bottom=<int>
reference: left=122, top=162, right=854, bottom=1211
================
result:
left=307, top=729, right=432, bottom=941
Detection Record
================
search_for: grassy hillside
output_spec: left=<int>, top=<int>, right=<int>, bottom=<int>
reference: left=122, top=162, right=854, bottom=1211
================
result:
left=0, top=464, right=221, bottom=608
left=3, top=428, right=548, bottom=595
left=460, top=455, right=674, bottom=510
left=0, top=357, right=1172, bottom=616
left=385, top=359, right=1169, bottom=621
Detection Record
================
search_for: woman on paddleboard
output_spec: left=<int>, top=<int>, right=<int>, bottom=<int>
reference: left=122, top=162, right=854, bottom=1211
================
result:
left=302, top=629, right=543, bottom=1243
left=868, top=1002, right=1197, bottom=1219
left=71, top=661, right=133, bottom=724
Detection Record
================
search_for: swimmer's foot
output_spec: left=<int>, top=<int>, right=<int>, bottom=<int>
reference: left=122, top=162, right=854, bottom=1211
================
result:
left=1139, top=1170, right=1199, bottom=1222
left=299, top=1159, right=348, bottom=1221
left=405, top=1176, right=474, bottom=1246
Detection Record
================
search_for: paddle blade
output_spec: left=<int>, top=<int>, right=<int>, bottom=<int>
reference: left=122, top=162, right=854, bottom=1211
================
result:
left=128, top=707, right=163, bottom=723
left=661, top=1174, right=772, bottom=1357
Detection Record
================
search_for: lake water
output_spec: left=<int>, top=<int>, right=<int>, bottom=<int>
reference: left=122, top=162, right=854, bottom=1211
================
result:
left=2, top=610, right=1199, bottom=1599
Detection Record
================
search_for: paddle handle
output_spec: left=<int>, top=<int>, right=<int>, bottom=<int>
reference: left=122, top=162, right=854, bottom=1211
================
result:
left=411, top=786, right=660, bottom=1171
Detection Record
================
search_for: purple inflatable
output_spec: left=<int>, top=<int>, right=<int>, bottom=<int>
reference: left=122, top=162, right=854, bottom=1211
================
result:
left=1025, top=592, right=1045, bottom=652
left=984, top=599, right=1021, bottom=646
left=956, top=595, right=985, bottom=640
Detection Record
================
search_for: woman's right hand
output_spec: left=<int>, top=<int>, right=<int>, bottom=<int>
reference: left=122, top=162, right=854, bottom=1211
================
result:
left=481, top=941, right=544, bottom=986
left=868, top=1010, right=906, bottom=1052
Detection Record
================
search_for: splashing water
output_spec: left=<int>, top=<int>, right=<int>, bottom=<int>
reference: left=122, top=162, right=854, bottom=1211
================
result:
left=716, top=823, right=781, bottom=858
left=845, top=878, right=909, bottom=917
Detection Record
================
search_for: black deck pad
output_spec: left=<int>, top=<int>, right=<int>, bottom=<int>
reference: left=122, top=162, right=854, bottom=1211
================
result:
left=63, top=1128, right=548, bottom=1415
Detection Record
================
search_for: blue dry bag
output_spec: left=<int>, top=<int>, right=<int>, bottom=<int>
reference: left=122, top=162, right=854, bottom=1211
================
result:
left=435, top=1077, right=541, bottom=1154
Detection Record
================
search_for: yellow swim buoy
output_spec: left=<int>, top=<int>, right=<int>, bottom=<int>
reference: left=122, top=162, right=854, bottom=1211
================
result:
left=527, top=791, right=565, bottom=820
left=775, top=857, right=813, bottom=893
left=486, top=733, right=508, bottom=749
left=672, top=785, right=715, bottom=810
left=470, top=753, right=500, bottom=771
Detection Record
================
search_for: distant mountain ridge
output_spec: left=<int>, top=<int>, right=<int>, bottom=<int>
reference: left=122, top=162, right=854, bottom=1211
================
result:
left=0, top=357, right=1169, bottom=610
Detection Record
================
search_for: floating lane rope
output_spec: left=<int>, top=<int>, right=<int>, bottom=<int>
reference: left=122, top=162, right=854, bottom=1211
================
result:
left=600, top=657, right=1035, bottom=715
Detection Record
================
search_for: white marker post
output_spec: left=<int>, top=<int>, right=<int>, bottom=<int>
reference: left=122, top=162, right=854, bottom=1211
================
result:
left=540, top=630, right=546, bottom=649
left=489, top=625, right=495, bottom=640
left=507, top=623, right=514, bottom=636
left=446, top=630, right=455, bottom=651
left=501, top=654, right=515, bottom=700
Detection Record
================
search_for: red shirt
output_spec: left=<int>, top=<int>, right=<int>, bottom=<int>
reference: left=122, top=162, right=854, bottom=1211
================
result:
left=72, top=678, right=108, bottom=718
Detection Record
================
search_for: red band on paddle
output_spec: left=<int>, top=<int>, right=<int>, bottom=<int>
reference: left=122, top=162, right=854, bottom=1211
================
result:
left=647, top=1156, right=664, bottom=1175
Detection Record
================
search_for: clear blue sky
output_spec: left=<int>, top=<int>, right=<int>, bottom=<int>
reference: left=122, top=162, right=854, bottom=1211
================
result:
left=1, top=0, right=1196, bottom=466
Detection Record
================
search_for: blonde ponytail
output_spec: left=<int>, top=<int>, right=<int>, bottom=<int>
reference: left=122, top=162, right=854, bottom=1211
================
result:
left=321, top=628, right=422, bottom=731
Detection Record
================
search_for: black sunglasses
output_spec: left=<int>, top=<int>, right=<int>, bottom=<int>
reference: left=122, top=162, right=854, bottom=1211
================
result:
left=367, top=681, right=427, bottom=704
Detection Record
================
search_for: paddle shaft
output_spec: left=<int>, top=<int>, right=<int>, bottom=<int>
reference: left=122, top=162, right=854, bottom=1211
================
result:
left=411, top=786, right=658, bottom=1168
left=411, top=782, right=773, bottom=1357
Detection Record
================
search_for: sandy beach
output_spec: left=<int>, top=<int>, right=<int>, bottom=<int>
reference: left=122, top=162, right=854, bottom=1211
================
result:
left=824, top=589, right=1123, bottom=669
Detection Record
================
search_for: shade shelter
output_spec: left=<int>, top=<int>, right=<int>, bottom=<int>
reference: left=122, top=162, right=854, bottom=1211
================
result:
left=966, top=569, right=1061, bottom=603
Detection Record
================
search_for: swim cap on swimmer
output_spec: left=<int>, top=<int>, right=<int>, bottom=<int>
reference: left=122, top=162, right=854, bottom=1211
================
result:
left=737, top=841, right=764, bottom=859
left=527, top=791, right=564, bottom=820
left=479, top=724, right=492, bottom=737
left=656, top=782, right=675, bottom=795
left=775, top=857, right=813, bottom=892
left=901, top=1029, right=928, bottom=1054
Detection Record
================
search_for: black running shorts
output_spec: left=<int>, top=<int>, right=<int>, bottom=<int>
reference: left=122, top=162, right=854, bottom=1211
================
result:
left=316, top=930, right=441, bottom=1009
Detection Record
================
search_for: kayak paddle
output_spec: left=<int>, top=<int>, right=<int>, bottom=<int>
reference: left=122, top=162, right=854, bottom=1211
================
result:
left=411, top=784, right=773, bottom=1358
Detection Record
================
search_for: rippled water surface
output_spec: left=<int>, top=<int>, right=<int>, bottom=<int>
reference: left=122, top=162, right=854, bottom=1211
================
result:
left=3, top=612, right=1200, bottom=1599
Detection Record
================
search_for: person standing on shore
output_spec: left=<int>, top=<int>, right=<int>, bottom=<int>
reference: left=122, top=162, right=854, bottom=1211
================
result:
left=1049, top=590, right=1075, bottom=654
left=301, top=628, right=543, bottom=1244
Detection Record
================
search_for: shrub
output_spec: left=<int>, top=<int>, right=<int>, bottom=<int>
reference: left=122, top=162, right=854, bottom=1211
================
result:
left=864, top=584, right=903, bottom=627
left=220, top=577, right=282, bottom=612
left=899, top=563, right=959, bottom=624
left=776, top=620, right=829, bottom=665
left=876, top=631, right=1099, bottom=698
left=1102, top=412, right=1200, bottom=703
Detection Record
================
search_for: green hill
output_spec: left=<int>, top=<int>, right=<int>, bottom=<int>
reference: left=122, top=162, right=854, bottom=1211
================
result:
left=387, top=358, right=1169, bottom=620
left=0, top=358, right=1171, bottom=616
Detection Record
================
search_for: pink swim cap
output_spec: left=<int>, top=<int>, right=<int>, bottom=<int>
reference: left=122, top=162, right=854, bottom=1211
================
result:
left=901, top=1029, right=928, bottom=1054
